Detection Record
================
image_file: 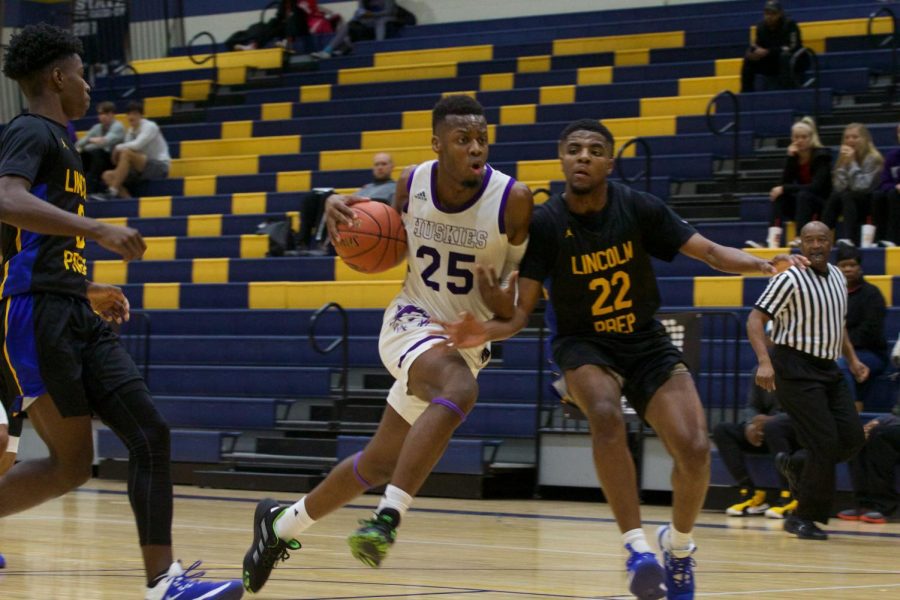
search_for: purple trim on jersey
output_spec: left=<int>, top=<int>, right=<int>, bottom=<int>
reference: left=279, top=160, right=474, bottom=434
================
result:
left=352, top=451, right=372, bottom=488
left=397, top=334, right=445, bottom=369
left=403, top=164, right=419, bottom=213
left=498, top=177, right=516, bottom=235
left=429, top=162, right=493, bottom=214
left=431, top=396, right=466, bottom=422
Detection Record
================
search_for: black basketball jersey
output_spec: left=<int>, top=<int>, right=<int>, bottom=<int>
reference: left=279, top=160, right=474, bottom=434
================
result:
left=519, top=182, right=696, bottom=338
left=0, top=114, right=88, bottom=299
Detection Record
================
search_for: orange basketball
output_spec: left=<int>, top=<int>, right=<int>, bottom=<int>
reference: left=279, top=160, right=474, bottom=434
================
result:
left=333, top=201, right=407, bottom=273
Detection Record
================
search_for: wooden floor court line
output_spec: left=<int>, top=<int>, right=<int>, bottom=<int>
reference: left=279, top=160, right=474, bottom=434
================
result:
left=73, top=486, right=900, bottom=540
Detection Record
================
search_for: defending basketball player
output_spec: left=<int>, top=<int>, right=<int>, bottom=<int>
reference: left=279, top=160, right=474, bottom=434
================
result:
left=241, top=95, right=533, bottom=592
left=0, top=24, right=243, bottom=599
left=435, top=120, right=806, bottom=600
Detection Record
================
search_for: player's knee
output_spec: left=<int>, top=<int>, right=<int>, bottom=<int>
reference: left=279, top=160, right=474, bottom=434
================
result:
left=0, top=426, right=8, bottom=455
left=55, top=452, right=93, bottom=491
left=583, top=399, right=626, bottom=438
left=358, top=455, right=394, bottom=486
left=437, top=380, right=478, bottom=417
left=672, top=433, right=710, bottom=470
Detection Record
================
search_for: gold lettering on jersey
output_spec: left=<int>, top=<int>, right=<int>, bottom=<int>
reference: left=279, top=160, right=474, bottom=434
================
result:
left=65, top=169, right=88, bottom=201
left=594, top=313, right=636, bottom=334
left=570, top=241, right=634, bottom=275
left=412, top=217, right=488, bottom=249
left=63, top=250, right=87, bottom=275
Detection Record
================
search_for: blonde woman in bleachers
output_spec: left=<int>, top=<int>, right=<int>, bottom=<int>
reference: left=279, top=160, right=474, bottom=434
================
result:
left=761, top=117, right=831, bottom=248
left=822, top=123, right=884, bottom=247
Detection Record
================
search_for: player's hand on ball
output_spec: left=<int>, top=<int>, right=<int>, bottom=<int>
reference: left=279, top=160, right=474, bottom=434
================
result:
left=433, top=312, right=490, bottom=349
left=476, top=265, right=517, bottom=320
left=87, top=282, right=130, bottom=324
left=325, top=194, right=370, bottom=242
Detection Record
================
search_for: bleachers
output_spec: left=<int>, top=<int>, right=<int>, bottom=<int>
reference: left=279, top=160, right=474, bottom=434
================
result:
left=70, top=0, right=899, bottom=495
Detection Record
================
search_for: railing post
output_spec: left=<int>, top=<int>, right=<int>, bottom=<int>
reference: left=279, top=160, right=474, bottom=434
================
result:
left=187, top=31, right=220, bottom=111
left=309, top=302, right=349, bottom=429
left=706, top=91, right=741, bottom=197
left=869, top=7, right=898, bottom=106
left=791, top=47, right=820, bottom=125
left=615, top=137, right=653, bottom=194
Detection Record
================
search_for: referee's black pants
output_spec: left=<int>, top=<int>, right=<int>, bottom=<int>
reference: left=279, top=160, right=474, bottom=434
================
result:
left=772, top=345, right=865, bottom=523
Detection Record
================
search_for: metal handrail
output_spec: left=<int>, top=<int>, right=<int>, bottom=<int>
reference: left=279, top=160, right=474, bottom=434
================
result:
left=187, top=31, right=220, bottom=110
left=869, top=6, right=898, bottom=105
left=616, top=137, right=652, bottom=193
left=790, top=47, right=820, bottom=125
left=309, top=302, right=349, bottom=428
left=109, top=63, right=141, bottom=101
left=706, top=90, right=741, bottom=196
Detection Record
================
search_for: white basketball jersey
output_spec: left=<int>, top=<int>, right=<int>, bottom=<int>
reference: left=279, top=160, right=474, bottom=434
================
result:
left=398, top=160, right=515, bottom=322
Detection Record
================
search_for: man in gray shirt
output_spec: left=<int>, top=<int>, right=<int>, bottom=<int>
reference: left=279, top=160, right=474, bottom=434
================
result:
left=76, top=100, right=124, bottom=193
left=101, top=100, right=171, bottom=198
left=300, top=152, right=397, bottom=252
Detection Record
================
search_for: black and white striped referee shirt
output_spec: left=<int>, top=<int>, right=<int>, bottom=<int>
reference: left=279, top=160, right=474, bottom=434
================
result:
left=753, top=264, right=847, bottom=360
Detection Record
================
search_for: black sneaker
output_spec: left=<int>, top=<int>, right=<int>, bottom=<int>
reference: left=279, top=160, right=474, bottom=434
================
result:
left=347, top=508, right=400, bottom=568
left=242, top=498, right=301, bottom=593
left=793, top=518, right=828, bottom=540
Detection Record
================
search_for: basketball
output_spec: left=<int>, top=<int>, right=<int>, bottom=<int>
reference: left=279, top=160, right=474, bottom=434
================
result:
left=333, top=201, right=408, bottom=273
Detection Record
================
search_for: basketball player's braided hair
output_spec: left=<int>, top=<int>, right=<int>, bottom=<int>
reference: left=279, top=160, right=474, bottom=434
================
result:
left=2, top=23, right=83, bottom=81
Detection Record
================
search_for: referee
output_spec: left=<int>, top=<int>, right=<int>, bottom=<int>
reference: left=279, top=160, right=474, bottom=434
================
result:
left=747, top=221, right=867, bottom=540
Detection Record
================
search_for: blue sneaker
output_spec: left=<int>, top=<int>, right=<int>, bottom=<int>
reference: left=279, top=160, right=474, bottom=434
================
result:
left=0, top=552, right=5, bottom=568
left=625, top=544, right=666, bottom=599
left=145, top=561, right=244, bottom=600
left=656, top=526, right=696, bottom=600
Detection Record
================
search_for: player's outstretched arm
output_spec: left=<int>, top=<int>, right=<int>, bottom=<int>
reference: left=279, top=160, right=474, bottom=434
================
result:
left=435, top=276, right=542, bottom=348
left=0, top=175, right=145, bottom=261
left=679, top=232, right=808, bottom=275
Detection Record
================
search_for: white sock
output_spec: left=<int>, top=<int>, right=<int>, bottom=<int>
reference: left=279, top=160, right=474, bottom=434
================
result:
left=623, top=528, right=653, bottom=554
left=376, top=484, right=413, bottom=518
left=666, top=524, right=695, bottom=557
left=274, top=496, right=316, bottom=541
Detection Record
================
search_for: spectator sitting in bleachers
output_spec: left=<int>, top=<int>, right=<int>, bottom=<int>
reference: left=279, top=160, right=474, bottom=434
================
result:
left=298, top=151, right=396, bottom=254
left=753, top=117, right=831, bottom=248
left=836, top=245, right=888, bottom=411
left=822, top=123, right=883, bottom=247
left=99, top=100, right=170, bottom=199
left=228, top=1, right=340, bottom=54
left=837, top=413, right=899, bottom=523
left=871, top=124, right=900, bottom=247
left=311, top=0, right=413, bottom=59
left=712, top=368, right=799, bottom=519
left=76, top=100, right=124, bottom=194
left=740, top=0, right=802, bottom=93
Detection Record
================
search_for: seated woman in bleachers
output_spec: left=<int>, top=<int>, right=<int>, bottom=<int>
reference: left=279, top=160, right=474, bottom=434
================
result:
left=762, top=117, right=831, bottom=248
left=312, top=0, right=412, bottom=59
left=822, top=123, right=883, bottom=247
left=871, top=124, right=900, bottom=247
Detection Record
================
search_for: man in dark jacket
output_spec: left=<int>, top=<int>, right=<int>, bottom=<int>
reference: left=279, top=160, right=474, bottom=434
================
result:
left=741, top=0, right=803, bottom=92
left=838, top=414, right=900, bottom=523
left=836, top=245, right=888, bottom=411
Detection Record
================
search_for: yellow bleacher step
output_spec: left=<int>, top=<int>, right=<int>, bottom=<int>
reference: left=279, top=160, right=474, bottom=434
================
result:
left=179, top=135, right=301, bottom=159
left=678, top=75, right=740, bottom=97
left=169, top=155, right=260, bottom=178
left=130, top=47, right=282, bottom=74
left=553, top=30, right=684, bottom=56
left=360, top=125, right=497, bottom=150
left=338, top=62, right=458, bottom=86
left=248, top=280, right=403, bottom=309
left=320, top=147, right=434, bottom=171
left=374, top=44, right=493, bottom=68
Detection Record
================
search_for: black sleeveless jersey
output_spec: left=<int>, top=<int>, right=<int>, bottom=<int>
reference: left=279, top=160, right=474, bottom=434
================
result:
left=0, top=114, right=88, bottom=298
left=519, top=182, right=696, bottom=338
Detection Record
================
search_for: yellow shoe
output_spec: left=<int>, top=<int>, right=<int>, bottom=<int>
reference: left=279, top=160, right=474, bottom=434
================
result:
left=726, top=489, right=769, bottom=516
left=765, top=491, right=797, bottom=519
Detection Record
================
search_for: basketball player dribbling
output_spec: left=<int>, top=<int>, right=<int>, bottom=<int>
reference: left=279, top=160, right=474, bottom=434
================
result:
left=241, top=94, right=533, bottom=593
left=0, top=23, right=243, bottom=599
left=435, top=119, right=807, bottom=600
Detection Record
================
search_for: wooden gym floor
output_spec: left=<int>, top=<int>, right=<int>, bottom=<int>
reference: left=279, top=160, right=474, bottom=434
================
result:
left=0, top=480, right=898, bottom=599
